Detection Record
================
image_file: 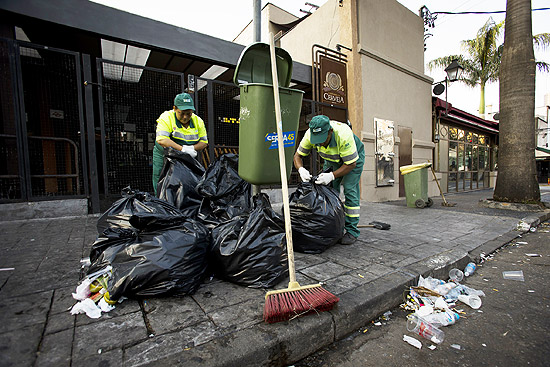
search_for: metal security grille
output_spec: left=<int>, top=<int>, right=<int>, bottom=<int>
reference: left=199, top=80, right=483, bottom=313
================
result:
left=195, top=78, right=240, bottom=165
left=98, top=60, right=184, bottom=195
left=0, top=39, right=21, bottom=200
left=16, top=42, right=86, bottom=199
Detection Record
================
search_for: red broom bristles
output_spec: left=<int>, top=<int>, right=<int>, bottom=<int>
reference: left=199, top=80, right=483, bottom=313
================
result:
left=263, top=286, right=339, bottom=323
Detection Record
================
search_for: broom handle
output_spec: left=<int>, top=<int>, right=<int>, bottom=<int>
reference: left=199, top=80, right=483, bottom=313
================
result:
left=430, top=165, right=448, bottom=204
left=269, top=33, right=297, bottom=285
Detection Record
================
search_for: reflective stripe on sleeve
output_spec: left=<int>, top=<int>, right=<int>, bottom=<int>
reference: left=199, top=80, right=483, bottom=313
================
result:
left=156, top=130, right=170, bottom=138
left=344, top=205, right=360, bottom=217
left=199, top=136, right=208, bottom=142
left=298, top=145, right=311, bottom=156
left=342, top=151, right=358, bottom=164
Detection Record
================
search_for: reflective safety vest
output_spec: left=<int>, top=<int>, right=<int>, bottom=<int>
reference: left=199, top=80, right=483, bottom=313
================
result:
left=297, top=120, right=361, bottom=165
left=154, top=110, right=208, bottom=156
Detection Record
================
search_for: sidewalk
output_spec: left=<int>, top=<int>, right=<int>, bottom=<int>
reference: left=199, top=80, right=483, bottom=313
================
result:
left=1, top=188, right=549, bottom=367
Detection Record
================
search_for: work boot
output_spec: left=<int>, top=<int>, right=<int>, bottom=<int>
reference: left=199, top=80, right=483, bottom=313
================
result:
left=340, top=232, right=357, bottom=245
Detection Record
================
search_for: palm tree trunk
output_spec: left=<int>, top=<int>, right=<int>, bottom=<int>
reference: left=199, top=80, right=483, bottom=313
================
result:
left=493, top=0, right=540, bottom=203
left=479, top=83, right=485, bottom=116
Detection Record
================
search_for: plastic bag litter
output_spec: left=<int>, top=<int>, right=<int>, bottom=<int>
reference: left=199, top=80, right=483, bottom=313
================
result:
left=210, top=194, right=288, bottom=288
left=288, top=180, right=345, bottom=253
left=96, top=187, right=182, bottom=235
left=196, top=154, right=253, bottom=227
left=157, top=148, right=205, bottom=217
left=70, top=298, right=102, bottom=318
left=88, top=214, right=211, bottom=300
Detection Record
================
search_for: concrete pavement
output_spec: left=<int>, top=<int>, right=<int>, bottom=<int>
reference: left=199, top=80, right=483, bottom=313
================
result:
left=1, top=188, right=549, bottom=367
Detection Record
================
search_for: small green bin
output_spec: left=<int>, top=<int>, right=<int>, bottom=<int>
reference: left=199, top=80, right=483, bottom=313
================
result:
left=233, top=43, right=304, bottom=185
left=399, top=163, right=433, bottom=208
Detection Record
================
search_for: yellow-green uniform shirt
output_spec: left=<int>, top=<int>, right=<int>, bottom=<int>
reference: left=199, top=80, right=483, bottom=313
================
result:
left=154, top=111, right=208, bottom=156
left=297, top=120, right=359, bottom=165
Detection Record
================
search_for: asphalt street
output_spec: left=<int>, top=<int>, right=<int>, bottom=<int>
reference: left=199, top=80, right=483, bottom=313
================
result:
left=295, top=220, right=550, bottom=367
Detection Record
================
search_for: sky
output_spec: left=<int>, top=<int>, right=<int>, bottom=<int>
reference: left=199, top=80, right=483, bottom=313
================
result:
left=89, top=0, right=550, bottom=118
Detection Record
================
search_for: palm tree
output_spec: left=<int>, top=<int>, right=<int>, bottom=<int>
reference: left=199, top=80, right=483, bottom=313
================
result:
left=493, top=0, right=540, bottom=203
left=428, top=18, right=550, bottom=116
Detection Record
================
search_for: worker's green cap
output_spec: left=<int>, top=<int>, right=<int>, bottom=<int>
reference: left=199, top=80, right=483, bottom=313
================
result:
left=309, top=115, right=331, bottom=145
left=174, top=93, right=195, bottom=111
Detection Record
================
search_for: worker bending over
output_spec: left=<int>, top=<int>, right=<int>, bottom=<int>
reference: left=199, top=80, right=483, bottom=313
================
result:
left=294, top=115, right=365, bottom=245
left=152, top=93, right=208, bottom=195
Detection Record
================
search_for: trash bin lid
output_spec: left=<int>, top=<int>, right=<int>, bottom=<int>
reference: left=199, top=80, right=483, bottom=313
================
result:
left=399, top=162, right=432, bottom=175
left=233, top=42, right=293, bottom=87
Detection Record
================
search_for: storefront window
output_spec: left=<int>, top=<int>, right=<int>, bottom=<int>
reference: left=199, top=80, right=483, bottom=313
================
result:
left=449, top=142, right=458, bottom=171
left=449, top=127, right=458, bottom=140
left=440, top=123, right=493, bottom=192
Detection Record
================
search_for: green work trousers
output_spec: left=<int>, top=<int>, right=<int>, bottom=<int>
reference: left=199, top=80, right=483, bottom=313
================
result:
left=152, top=150, right=164, bottom=196
left=322, top=135, right=365, bottom=238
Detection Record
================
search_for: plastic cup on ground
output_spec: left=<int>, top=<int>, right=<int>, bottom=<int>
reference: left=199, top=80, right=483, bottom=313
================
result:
left=449, top=268, right=464, bottom=282
left=458, top=294, right=482, bottom=309
left=406, top=314, right=445, bottom=344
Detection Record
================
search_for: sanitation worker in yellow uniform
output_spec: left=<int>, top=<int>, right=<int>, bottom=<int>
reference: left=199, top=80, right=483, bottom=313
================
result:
left=293, top=115, right=365, bottom=245
left=152, top=93, right=208, bottom=196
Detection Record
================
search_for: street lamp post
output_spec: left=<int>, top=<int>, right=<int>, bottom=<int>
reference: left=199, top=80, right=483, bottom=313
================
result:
left=433, top=59, right=464, bottom=142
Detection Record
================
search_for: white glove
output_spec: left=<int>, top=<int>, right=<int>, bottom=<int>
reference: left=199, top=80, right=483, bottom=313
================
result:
left=298, top=167, right=312, bottom=182
left=315, top=172, right=335, bottom=185
left=180, top=145, right=197, bottom=158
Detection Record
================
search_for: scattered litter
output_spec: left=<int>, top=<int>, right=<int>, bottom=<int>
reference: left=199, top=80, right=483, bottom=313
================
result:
left=417, top=305, right=434, bottom=317
left=482, top=343, right=487, bottom=347
left=80, top=258, right=91, bottom=267
left=478, top=310, right=483, bottom=313
left=516, top=242, right=528, bottom=245
left=382, top=311, right=392, bottom=320
left=374, top=322, right=382, bottom=326
left=70, top=298, right=102, bottom=319
left=98, top=349, right=102, bottom=354
left=483, top=279, right=489, bottom=282
left=357, top=273, right=364, bottom=278
left=503, top=330, right=509, bottom=336
left=525, top=253, right=541, bottom=257
left=149, top=334, right=155, bottom=338
left=363, top=328, right=368, bottom=333
left=0, top=268, right=15, bottom=272
left=493, top=289, right=499, bottom=292
left=528, top=290, right=535, bottom=293
left=428, top=345, right=437, bottom=350
left=502, top=270, right=525, bottom=281
left=516, top=221, right=531, bottom=231
left=403, top=335, right=422, bottom=349
left=450, top=344, right=461, bottom=350
left=530, top=227, right=536, bottom=232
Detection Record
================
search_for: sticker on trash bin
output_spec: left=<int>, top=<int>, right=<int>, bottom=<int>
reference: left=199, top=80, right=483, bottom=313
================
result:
left=265, top=131, right=296, bottom=149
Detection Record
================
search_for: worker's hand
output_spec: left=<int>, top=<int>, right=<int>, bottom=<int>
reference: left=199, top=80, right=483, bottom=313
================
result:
left=180, top=145, right=197, bottom=158
left=298, top=167, right=312, bottom=182
left=315, top=172, right=334, bottom=185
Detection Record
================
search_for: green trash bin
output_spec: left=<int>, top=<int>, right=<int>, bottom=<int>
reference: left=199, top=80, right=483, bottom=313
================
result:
left=399, top=163, right=433, bottom=208
left=233, top=43, right=304, bottom=185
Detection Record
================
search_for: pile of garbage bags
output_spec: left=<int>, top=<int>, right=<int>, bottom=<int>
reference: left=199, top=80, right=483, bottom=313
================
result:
left=72, top=151, right=303, bottom=316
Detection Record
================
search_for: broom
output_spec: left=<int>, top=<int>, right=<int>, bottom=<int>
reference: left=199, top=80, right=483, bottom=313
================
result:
left=263, top=33, right=339, bottom=324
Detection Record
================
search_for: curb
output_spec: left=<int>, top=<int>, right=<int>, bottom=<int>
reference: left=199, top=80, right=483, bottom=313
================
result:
left=143, top=216, right=549, bottom=367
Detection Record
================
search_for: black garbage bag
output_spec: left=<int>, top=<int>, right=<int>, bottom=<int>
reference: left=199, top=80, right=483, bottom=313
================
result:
left=196, top=154, right=252, bottom=227
left=88, top=214, right=211, bottom=299
left=96, top=187, right=182, bottom=235
left=289, top=181, right=345, bottom=254
left=210, top=194, right=288, bottom=288
left=157, top=148, right=205, bottom=217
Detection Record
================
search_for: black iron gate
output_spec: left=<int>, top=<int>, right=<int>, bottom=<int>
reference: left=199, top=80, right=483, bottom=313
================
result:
left=0, top=39, right=87, bottom=201
left=97, top=59, right=185, bottom=195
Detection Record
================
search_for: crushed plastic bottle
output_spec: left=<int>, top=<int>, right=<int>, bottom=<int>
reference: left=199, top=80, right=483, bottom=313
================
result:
left=464, top=262, right=476, bottom=277
left=421, top=310, right=460, bottom=327
left=406, top=314, right=445, bottom=344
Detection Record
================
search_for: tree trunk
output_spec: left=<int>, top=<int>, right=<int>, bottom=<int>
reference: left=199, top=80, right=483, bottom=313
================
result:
left=479, top=82, right=485, bottom=116
left=493, top=0, right=540, bottom=203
